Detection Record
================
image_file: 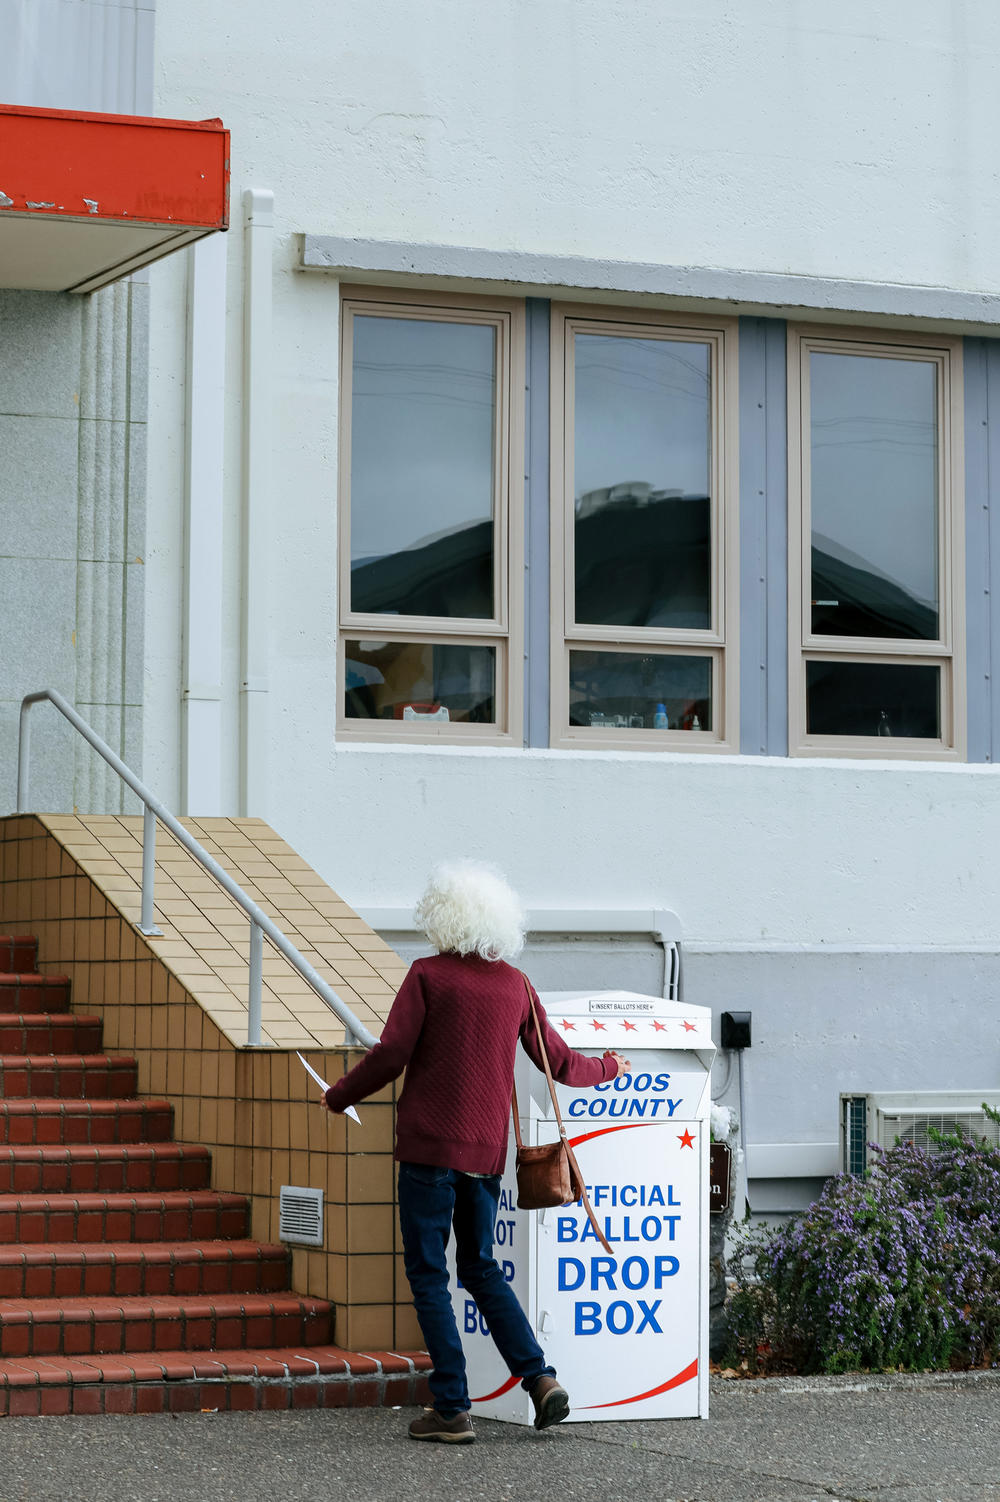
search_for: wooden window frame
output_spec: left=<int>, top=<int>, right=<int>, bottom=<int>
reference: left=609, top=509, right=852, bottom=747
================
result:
left=788, top=325, right=966, bottom=760
left=337, top=285, right=524, bottom=744
left=549, top=303, right=740, bottom=751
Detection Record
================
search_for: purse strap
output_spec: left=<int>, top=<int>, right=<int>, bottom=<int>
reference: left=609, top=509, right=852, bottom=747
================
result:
left=511, top=978, right=567, bottom=1147
left=512, top=976, right=612, bottom=1256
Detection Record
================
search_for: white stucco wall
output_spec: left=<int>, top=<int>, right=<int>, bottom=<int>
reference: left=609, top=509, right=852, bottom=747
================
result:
left=144, top=0, right=1000, bottom=951
left=150, top=0, right=1000, bottom=290
left=296, top=747, right=1000, bottom=946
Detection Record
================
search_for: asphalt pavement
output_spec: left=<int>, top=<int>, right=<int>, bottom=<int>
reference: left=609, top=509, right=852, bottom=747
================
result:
left=0, top=1372, right=996, bottom=1502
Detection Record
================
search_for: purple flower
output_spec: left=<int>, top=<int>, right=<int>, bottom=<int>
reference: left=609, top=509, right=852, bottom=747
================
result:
left=725, top=1118, right=1000, bottom=1375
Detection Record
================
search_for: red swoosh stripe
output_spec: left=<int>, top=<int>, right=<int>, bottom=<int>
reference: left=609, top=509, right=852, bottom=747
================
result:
left=476, top=1131, right=693, bottom=1410
left=472, top=1373, right=520, bottom=1402
left=568, top=1123, right=650, bottom=1149
left=580, top=1359, right=699, bottom=1409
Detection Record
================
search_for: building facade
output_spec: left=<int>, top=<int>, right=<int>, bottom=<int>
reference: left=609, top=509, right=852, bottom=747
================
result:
left=5, top=1, right=1000, bottom=1213
left=0, top=0, right=155, bottom=813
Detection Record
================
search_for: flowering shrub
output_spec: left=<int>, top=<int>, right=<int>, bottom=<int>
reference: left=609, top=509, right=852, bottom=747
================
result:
left=726, top=1111, right=1000, bottom=1374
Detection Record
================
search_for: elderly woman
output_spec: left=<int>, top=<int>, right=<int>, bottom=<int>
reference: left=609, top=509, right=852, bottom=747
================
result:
left=324, top=860, right=629, bottom=1445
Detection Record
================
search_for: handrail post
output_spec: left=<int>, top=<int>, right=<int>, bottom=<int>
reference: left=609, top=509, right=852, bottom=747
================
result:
left=138, top=805, right=163, bottom=937
left=16, top=699, right=33, bottom=813
left=248, top=922, right=263, bottom=1046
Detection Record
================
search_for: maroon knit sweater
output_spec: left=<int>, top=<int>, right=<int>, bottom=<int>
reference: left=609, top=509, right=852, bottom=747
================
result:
left=324, top=952, right=617, bottom=1174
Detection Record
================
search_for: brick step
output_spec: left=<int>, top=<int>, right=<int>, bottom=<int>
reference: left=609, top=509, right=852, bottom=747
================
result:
left=0, top=1293, right=332, bottom=1359
left=0, top=938, right=37, bottom=974
left=0, top=1100, right=173, bottom=1145
left=0, top=1242, right=291, bottom=1301
left=0, top=1015, right=103, bottom=1055
left=0, top=1144, right=212, bottom=1195
left=0, top=976, right=71, bottom=1013
left=0, top=1347, right=432, bottom=1415
left=0, top=1055, right=138, bottom=1100
left=0, top=932, right=394, bottom=1423
left=0, top=1192, right=248, bottom=1244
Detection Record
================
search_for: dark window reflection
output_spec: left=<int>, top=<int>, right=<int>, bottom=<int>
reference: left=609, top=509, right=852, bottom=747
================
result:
left=344, top=640, right=495, bottom=724
left=574, top=335, right=712, bottom=629
left=810, top=352, right=938, bottom=640
left=350, top=316, right=496, bottom=619
left=806, top=660, right=940, bottom=738
left=569, top=650, right=712, bottom=731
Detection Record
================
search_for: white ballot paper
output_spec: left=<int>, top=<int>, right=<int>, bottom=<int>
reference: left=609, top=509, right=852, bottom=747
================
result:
left=296, top=1051, right=361, bottom=1124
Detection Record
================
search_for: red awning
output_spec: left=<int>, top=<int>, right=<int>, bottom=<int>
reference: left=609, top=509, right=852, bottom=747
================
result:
left=0, top=103, right=229, bottom=293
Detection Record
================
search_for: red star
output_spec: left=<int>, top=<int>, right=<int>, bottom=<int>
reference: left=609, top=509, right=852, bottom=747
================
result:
left=652, top=1020, right=667, bottom=1032
left=622, top=1019, right=637, bottom=1032
left=678, top=1130, right=695, bottom=1149
left=591, top=1019, right=607, bottom=1031
left=682, top=1021, right=697, bottom=1032
left=559, top=1019, right=575, bottom=1031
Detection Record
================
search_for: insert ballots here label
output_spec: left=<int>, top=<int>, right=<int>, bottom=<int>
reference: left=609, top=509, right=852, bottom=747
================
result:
left=451, top=1120, right=702, bottom=1422
left=588, top=998, right=656, bottom=1014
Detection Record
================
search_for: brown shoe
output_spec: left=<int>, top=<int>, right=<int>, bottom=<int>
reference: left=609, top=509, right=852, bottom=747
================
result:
left=408, top=1407, right=475, bottom=1444
left=529, top=1374, right=570, bottom=1430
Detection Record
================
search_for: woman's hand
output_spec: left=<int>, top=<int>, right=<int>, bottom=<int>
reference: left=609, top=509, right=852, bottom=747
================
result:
left=603, top=1050, right=631, bottom=1077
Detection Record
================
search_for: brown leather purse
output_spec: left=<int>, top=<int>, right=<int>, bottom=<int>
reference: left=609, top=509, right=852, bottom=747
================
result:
left=512, top=977, right=613, bottom=1255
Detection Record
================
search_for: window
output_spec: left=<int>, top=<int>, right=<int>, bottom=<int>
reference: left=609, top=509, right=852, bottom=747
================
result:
left=550, top=306, right=739, bottom=747
left=338, top=289, right=523, bottom=740
left=788, top=328, right=965, bottom=757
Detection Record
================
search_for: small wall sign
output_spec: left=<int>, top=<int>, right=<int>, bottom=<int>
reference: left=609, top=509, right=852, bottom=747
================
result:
left=709, top=1142, right=732, bottom=1215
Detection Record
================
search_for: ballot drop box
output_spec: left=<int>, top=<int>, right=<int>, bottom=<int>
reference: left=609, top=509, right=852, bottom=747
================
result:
left=448, top=989, right=716, bottom=1424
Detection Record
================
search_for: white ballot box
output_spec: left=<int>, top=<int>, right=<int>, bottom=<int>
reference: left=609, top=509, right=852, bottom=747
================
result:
left=448, top=989, right=716, bottom=1424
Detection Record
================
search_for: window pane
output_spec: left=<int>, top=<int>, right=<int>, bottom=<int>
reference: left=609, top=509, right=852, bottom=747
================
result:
left=350, top=316, right=496, bottom=618
left=569, top=650, right=712, bottom=731
left=810, top=352, right=939, bottom=640
left=574, top=334, right=712, bottom=629
left=344, top=640, right=496, bottom=724
left=805, top=660, right=940, bottom=738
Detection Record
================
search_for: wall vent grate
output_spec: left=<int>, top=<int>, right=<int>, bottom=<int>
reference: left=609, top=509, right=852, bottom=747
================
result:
left=279, top=1184, right=324, bottom=1246
left=843, top=1095, right=868, bottom=1176
left=880, top=1110, right=1000, bottom=1153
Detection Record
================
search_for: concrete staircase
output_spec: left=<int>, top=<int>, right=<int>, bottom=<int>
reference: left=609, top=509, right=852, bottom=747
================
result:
left=0, top=934, right=428, bottom=1415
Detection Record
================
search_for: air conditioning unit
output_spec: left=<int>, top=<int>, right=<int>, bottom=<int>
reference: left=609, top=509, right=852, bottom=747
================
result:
left=841, top=1091, right=1000, bottom=1174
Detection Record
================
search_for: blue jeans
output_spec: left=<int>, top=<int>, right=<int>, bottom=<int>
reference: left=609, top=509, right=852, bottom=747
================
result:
left=397, top=1161, right=555, bottom=1417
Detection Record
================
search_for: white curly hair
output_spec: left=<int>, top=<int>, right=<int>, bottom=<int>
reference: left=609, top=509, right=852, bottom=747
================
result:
left=413, top=859, right=526, bottom=961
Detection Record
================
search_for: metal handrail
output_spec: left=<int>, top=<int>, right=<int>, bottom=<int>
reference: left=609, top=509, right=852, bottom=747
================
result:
left=16, top=689, right=377, bottom=1050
